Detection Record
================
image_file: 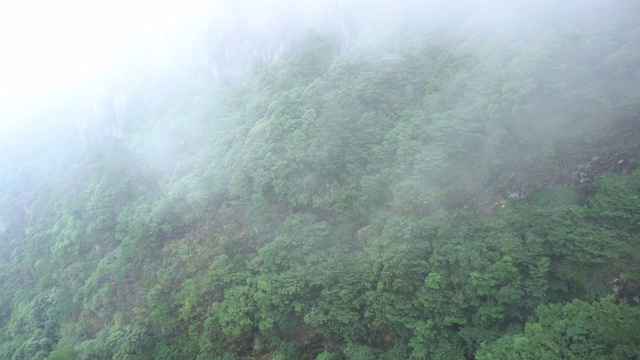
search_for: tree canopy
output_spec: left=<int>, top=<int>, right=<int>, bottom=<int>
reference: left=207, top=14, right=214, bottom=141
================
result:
left=0, top=1, right=639, bottom=359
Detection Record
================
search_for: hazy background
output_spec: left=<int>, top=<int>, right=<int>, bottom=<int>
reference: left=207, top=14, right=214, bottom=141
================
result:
left=0, top=1, right=639, bottom=359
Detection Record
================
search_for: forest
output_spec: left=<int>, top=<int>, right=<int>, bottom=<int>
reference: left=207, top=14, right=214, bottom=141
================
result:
left=0, top=0, right=639, bottom=359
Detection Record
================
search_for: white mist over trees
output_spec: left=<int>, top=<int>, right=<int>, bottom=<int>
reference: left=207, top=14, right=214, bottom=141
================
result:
left=0, top=1, right=639, bottom=359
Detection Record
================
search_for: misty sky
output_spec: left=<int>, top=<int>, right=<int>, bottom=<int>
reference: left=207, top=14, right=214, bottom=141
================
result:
left=0, top=0, right=481, bottom=109
left=0, top=0, right=633, bottom=131
left=0, top=0, right=214, bottom=111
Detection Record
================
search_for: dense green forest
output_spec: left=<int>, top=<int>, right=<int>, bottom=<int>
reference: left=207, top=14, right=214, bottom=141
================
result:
left=1, top=1, right=640, bottom=359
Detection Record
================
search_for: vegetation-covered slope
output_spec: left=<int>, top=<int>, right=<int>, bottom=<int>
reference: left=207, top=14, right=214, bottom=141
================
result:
left=1, top=1, right=639, bottom=359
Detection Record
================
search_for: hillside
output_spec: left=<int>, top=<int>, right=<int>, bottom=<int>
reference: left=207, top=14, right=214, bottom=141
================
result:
left=1, top=1, right=640, bottom=359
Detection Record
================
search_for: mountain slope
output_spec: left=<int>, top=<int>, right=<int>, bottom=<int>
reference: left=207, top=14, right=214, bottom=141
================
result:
left=0, top=1, right=639, bottom=359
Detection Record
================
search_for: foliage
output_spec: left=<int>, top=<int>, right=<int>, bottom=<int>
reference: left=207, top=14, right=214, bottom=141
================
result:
left=477, top=297, right=640, bottom=359
left=0, top=2, right=639, bottom=359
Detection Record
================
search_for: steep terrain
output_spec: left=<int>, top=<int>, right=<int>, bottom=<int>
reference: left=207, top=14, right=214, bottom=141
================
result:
left=0, top=1, right=640, bottom=359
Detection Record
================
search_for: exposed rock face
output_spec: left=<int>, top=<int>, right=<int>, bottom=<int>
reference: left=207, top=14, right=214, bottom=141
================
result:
left=356, top=223, right=371, bottom=241
left=572, top=150, right=637, bottom=186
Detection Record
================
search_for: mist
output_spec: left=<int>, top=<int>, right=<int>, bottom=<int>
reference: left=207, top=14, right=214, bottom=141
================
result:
left=0, top=1, right=639, bottom=359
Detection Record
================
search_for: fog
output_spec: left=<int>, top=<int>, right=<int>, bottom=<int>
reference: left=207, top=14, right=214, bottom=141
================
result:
left=0, top=0, right=213, bottom=113
left=1, top=0, right=637, bottom=184
left=0, top=0, right=637, bottom=198
left=0, top=1, right=638, bottom=357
